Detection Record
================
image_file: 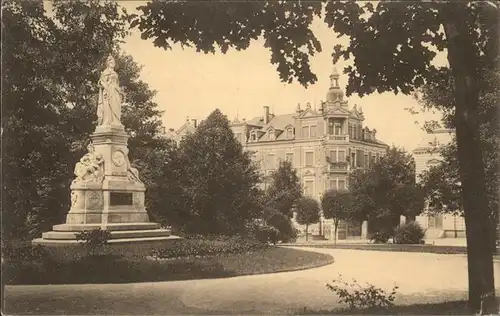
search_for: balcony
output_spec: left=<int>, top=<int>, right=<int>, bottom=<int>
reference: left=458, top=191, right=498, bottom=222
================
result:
left=326, top=161, right=349, bottom=173
left=325, top=134, right=348, bottom=141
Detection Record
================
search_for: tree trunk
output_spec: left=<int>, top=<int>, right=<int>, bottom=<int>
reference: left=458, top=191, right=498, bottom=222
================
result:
left=441, top=6, right=497, bottom=314
left=334, top=220, right=339, bottom=245
left=305, top=224, right=309, bottom=242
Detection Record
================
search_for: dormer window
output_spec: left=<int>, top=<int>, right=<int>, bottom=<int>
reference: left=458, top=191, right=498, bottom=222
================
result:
left=268, top=130, right=275, bottom=140
left=286, top=128, right=294, bottom=138
left=250, top=132, right=257, bottom=141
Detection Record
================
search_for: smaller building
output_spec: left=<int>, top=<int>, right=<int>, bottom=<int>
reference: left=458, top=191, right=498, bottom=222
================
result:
left=413, top=129, right=465, bottom=239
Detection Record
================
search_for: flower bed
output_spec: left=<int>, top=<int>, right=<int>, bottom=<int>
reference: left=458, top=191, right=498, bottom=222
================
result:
left=150, top=235, right=267, bottom=259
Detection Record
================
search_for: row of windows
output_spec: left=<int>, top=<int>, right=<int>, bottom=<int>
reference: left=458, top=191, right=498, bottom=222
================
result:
left=237, top=123, right=373, bottom=142
left=303, top=179, right=347, bottom=197
left=262, top=149, right=380, bottom=169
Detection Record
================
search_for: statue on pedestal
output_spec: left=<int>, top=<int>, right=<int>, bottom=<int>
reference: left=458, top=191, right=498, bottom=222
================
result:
left=73, top=142, right=104, bottom=183
left=97, top=55, right=124, bottom=127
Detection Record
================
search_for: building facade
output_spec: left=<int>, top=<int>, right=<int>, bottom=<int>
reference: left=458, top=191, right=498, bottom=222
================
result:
left=171, top=69, right=389, bottom=240
left=229, top=69, right=388, bottom=240
left=413, top=129, right=466, bottom=239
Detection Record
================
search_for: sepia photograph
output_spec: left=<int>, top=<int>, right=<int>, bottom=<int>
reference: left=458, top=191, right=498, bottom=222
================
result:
left=2, top=0, right=499, bottom=315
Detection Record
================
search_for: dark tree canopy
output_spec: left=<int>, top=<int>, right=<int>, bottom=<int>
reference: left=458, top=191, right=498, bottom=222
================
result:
left=349, top=147, right=425, bottom=229
left=175, top=109, right=261, bottom=235
left=2, top=0, right=166, bottom=240
left=295, top=197, right=320, bottom=226
left=129, top=1, right=323, bottom=87
left=266, top=160, right=303, bottom=218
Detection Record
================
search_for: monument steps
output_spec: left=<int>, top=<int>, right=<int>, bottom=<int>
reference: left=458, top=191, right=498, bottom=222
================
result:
left=52, top=222, right=162, bottom=232
left=32, top=235, right=181, bottom=246
left=42, top=228, right=172, bottom=240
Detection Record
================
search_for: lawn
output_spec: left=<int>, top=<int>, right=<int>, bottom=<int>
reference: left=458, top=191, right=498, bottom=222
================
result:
left=3, top=246, right=333, bottom=285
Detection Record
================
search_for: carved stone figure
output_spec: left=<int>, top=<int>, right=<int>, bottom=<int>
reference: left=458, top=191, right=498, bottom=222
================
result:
left=71, top=191, right=78, bottom=207
left=97, top=55, right=124, bottom=127
left=127, top=161, right=143, bottom=184
left=73, top=142, right=104, bottom=183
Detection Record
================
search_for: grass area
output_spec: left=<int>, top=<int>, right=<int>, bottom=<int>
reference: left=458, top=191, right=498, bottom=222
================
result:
left=298, top=299, right=499, bottom=315
left=284, top=243, right=471, bottom=254
left=3, top=246, right=333, bottom=285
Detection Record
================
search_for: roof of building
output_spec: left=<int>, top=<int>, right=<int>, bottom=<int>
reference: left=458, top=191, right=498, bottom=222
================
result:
left=414, top=128, right=455, bottom=153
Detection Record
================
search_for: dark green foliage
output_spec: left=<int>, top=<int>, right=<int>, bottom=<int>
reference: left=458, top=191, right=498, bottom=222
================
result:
left=321, top=190, right=354, bottom=244
left=264, top=208, right=298, bottom=243
left=368, top=229, right=393, bottom=244
left=129, top=1, right=323, bottom=87
left=326, top=274, right=398, bottom=312
left=2, top=0, right=167, bottom=242
left=295, top=197, right=321, bottom=241
left=75, top=228, right=112, bottom=256
left=393, top=222, right=425, bottom=245
left=266, top=160, right=303, bottom=218
left=151, top=235, right=267, bottom=259
left=175, top=109, right=262, bottom=236
left=349, top=147, right=425, bottom=239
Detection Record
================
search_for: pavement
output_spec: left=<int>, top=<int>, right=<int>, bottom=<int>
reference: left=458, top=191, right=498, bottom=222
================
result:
left=4, top=247, right=500, bottom=315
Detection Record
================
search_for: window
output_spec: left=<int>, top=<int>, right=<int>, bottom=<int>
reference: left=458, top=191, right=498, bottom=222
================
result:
left=251, top=133, right=256, bottom=141
left=329, top=179, right=337, bottom=191
left=285, top=153, right=294, bottom=163
left=268, top=130, right=275, bottom=140
left=310, top=126, right=317, bottom=137
left=304, top=180, right=314, bottom=196
left=328, top=121, right=334, bottom=135
left=338, top=179, right=346, bottom=191
left=376, top=153, right=380, bottom=162
left=302, top=126, right=309, bottom=138
left=267, top=154, right=276, bottom=170
left=329, top=150, right=337, bottom=162
left=364, top=154, right=369, bottom=167
left=335, top=123, right=342, bottom=135
left=286, top=128, right=293, bottom=138
left=235, top=133, right=242, bottom=143
left=338, top=150, right=345, bottom=162
left=305, top=151, right=314, bottom=167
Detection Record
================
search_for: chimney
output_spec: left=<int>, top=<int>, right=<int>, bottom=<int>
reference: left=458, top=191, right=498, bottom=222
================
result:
left=263, top=106, right=270, bottom=124
left=191, top=119, right=197, bottom=128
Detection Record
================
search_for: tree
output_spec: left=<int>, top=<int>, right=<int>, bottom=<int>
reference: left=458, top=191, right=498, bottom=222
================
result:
left=129, top=1, right=498, bottom=311
left=321, top=189, right=354, bottom=245
left=295, top=197, right=320, bottom=242
left=262, top=207, right=297, bottom=243
left=349, top=147, right=425, bottom=241
left=419, top=67, right=499, bottom=240
left=176, top=109, right=261, bottom=235
left=266, top=160, right=303, bottom=218
left=2, top=0, right=169, bottom=241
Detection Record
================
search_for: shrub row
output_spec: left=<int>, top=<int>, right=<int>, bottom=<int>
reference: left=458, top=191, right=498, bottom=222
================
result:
left=369, top=221, right=425, bottom=244
left=150, top=235, right=268, bottom=259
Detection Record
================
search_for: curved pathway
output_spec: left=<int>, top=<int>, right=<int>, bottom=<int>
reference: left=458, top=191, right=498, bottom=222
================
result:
left=4, top=247, right=500, bottom=315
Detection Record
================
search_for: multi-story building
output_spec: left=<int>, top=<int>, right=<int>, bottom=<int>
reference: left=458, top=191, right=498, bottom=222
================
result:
left=229, top=69, right=388, bottom=240
left=171, top=69, right=389, bottom=240
left=413, top=129, right=466, bottom=239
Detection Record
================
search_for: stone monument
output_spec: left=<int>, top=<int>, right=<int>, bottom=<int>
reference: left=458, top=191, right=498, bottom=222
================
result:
left=33, top=55, right=178, bottom=246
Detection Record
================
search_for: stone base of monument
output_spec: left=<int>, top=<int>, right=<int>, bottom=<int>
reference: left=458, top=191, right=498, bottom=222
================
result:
left=32, top=123, right=182, bottom=248
left=32, top=222, right=181, bottom=247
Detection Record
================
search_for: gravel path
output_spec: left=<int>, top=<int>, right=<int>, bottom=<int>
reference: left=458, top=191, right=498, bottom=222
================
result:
left=4, top=247, right=500, bottom=315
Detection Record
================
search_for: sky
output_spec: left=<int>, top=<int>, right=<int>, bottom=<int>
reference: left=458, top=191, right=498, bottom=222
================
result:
left=84, top=1, right=449, bottom=152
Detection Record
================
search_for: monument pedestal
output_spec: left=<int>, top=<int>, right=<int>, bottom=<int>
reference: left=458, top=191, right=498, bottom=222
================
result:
left=33, top=125, right=180, bottom=247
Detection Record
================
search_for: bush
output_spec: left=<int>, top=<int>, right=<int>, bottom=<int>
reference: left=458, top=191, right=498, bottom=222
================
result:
left=326, top=274, right=398, bottom=312
left=368, top=229, right=392, bottom=244
left=393, top=221, right=425, bottom=244
left=265, top=210, right=298, bottom=243
left=151, top=235, right=267, bottom=259
left=75, top=228, right=112, bottom=256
